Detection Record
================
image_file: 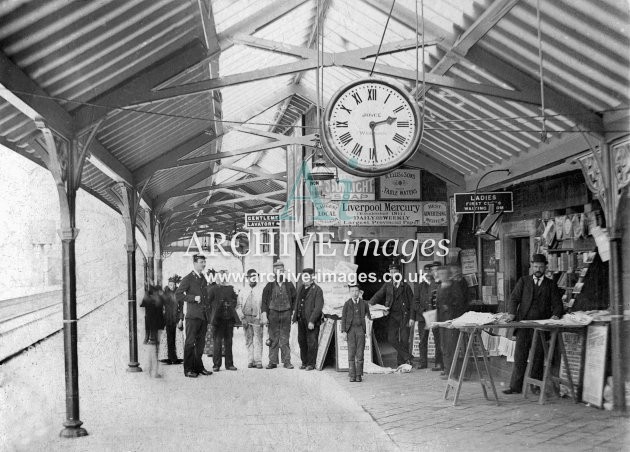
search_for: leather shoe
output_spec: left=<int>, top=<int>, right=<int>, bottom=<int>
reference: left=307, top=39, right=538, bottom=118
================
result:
left=305, top=366, right=314, bottom=371
left=299, top=365, right=306, bottom=370
left=199, top=369, right=213, bottom=376
left=248, top=363, right=254, bottom=368
left=256, top=364, right=263, bottom=369
left=212, top=367, right=220, bottom=372
left=349, top=377, right=356, bottom=382
left=284, top=363, right=294, bottom=369
left=266, top=363, right=277, bottom=369
left=185, top=372, right=198, bottom=378
left=226, top=366, right=237, bottom=371
left=431, top=366, right=443, bottom=372
left=356, top=375, right=362, bottom=382
left=440, top=374, right=448, bottom=380
left=502, top=388, right=521, bottom=395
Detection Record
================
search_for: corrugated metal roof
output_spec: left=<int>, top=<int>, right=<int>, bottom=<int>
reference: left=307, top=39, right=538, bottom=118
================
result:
left=1, top=0, right=628, bottom=246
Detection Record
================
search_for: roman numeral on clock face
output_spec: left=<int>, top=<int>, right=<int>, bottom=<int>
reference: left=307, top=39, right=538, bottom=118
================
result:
left=384, top=93, right=391, bottom=104
left=393, top=106, right=404, bottom=113
left=335, top=121, right=348, bottom=128
left=368, top=88, right=376, bottom=101
left=393, top=133, right=406, bottom=145
left=351, top=143, right=363, bottom=156
left=351, top=92, right=362, bottom=104
left=339, top=132, right=353, bottom=146
left=369, top=147, right=377, bottom=161
left=397, top=121, right=409, bottom=128
left=340, top=104, right=352, bottom=114
left=385, top=145, right=394, bottom=156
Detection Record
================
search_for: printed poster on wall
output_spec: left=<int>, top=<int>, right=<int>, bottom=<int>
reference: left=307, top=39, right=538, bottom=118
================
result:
left=583, top=324, right=609, bottom=407
left=315, top=171, right=375, bottom=201
left=460, top=249, right=478, bottom=275
left=314, top=201, right=447, bottom=227
left=379, top=169, right=421, bottom=199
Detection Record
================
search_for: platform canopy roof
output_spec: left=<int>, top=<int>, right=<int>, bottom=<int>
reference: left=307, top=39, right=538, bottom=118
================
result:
left=0, top=0, right=628, bottom=248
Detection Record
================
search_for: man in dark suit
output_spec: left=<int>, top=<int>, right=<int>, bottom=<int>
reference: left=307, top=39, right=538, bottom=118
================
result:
left=368, top=263, right=413, bottom=366
left=503, top=254, right=563, bottom=394
left=293, top=268, right=324, bottom=371
left=209, top=270, right=240, bottom=372
left=342, top=283, right=371, bottom=382
left=261, top=260, right=297, bottom=369
left=176, top=254, right=212, bottom=378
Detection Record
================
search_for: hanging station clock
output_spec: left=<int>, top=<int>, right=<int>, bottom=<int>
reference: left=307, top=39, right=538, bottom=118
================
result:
left=321, top=78, right=422, bottom=177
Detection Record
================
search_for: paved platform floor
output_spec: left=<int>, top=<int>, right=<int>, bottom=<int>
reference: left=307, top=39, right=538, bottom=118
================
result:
left=1, top=295, right=628, bottom=451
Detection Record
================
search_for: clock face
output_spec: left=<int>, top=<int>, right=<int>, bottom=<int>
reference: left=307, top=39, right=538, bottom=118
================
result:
left=322, top=79, right=421, bottom=177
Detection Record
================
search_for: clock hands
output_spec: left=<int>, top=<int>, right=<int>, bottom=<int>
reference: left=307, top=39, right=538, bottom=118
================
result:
left=368, top=117, right=397, bottom=163
left=369, top=116, right=397, bottom=128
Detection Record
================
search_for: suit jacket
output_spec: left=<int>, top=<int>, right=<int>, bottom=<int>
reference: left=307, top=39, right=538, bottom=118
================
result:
left=175, top=271, right=209, bottom=321
left=508, top=275, right=563, bottom=321
left=436, top=282, right=468, bottom=322
left=410, top=281, right=431, bottom=323
left=292, top=283, right=325, bottom=325
left=261, top=279, right=297, bottom=314
left=341, top=298, right=372, bottom=333
left=162, top=287, right=182, bottom=326
left=368, top=282, right=413, bottom=324
left=208, top=284, right=239, bottom=325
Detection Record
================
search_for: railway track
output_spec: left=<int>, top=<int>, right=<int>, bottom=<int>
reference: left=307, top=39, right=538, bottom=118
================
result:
left=0, top=289, right=127, bottom=364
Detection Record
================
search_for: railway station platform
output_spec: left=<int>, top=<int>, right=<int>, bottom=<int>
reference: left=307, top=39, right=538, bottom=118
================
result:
left=1, top=293, right=627, bottom=451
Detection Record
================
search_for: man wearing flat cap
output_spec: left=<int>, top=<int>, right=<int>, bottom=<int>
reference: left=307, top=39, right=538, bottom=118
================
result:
left=293, top=268, right=325, bottom=370
left=503, top=254, right=563, bottom=394
left=176, top=254, right=212, bottom=378
left=368, top=262, right=413, bottom=366
left=237, top=269, right=265, bottom=368
left=261, top=260, right=297, bottom=369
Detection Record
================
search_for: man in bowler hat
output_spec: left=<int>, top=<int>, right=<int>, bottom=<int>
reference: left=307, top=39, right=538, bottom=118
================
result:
left=503, top=254, right=563, bottom=394
left=293, top=268, right=324, bottom=370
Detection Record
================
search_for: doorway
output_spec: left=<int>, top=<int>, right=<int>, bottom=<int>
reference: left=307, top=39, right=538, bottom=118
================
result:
left=354, top=240, right=396, bottom=300
left=513, top=237, right=531, bottom=278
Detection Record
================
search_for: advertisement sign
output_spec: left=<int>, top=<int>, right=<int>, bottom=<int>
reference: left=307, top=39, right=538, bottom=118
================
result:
left=314, top=172, right=375, bottom=201
left=460, top=249, right=478, bottom=275
left=454, top=192, right=514, bottom=214
left=379, top=169, right=421, bottom=200
left=422, top=202, right=448, bottom=226
left=314, top=201, right=447, bottom=227
left=244, top=214, right=280, bottom=229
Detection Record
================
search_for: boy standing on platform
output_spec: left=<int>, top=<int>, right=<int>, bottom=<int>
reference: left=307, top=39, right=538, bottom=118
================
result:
left=342, top=283, right=371, bottom=382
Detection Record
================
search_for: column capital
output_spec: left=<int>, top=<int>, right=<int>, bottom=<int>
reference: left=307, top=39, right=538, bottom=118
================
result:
left=57, top=228, right=79, bottom=241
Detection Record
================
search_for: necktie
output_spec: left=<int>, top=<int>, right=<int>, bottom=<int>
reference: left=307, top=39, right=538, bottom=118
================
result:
left=534, top=277, right=541, bottom=286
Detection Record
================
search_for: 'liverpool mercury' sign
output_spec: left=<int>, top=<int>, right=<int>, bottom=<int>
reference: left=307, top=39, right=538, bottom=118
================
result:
left=454, top=192, right=513, bottom=214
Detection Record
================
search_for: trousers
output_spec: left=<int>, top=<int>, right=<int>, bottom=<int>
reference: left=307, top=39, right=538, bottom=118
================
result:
left=268, top=309, right=292, bottom=365
left=213, top=320, right=234, bottom=368
left=430, top=327, right=444, bottom=368
left=165, top=323, right=179, bottom=361
left=415, top=321, right=427, bottom=366
left=347, top=326, right=366, bottom=378
left=184, top=318, right=208, bottom=374
left=144, top=342, right=160, bottom=378
left=440, top=328, right=460, bottom=373
left=510, top=328, right=546, bottom=392
left=297, top=318, right=320, bottom=367
left=386, top=316, right=411, bottom=365
left=243, top=318, right=263, bottom=365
